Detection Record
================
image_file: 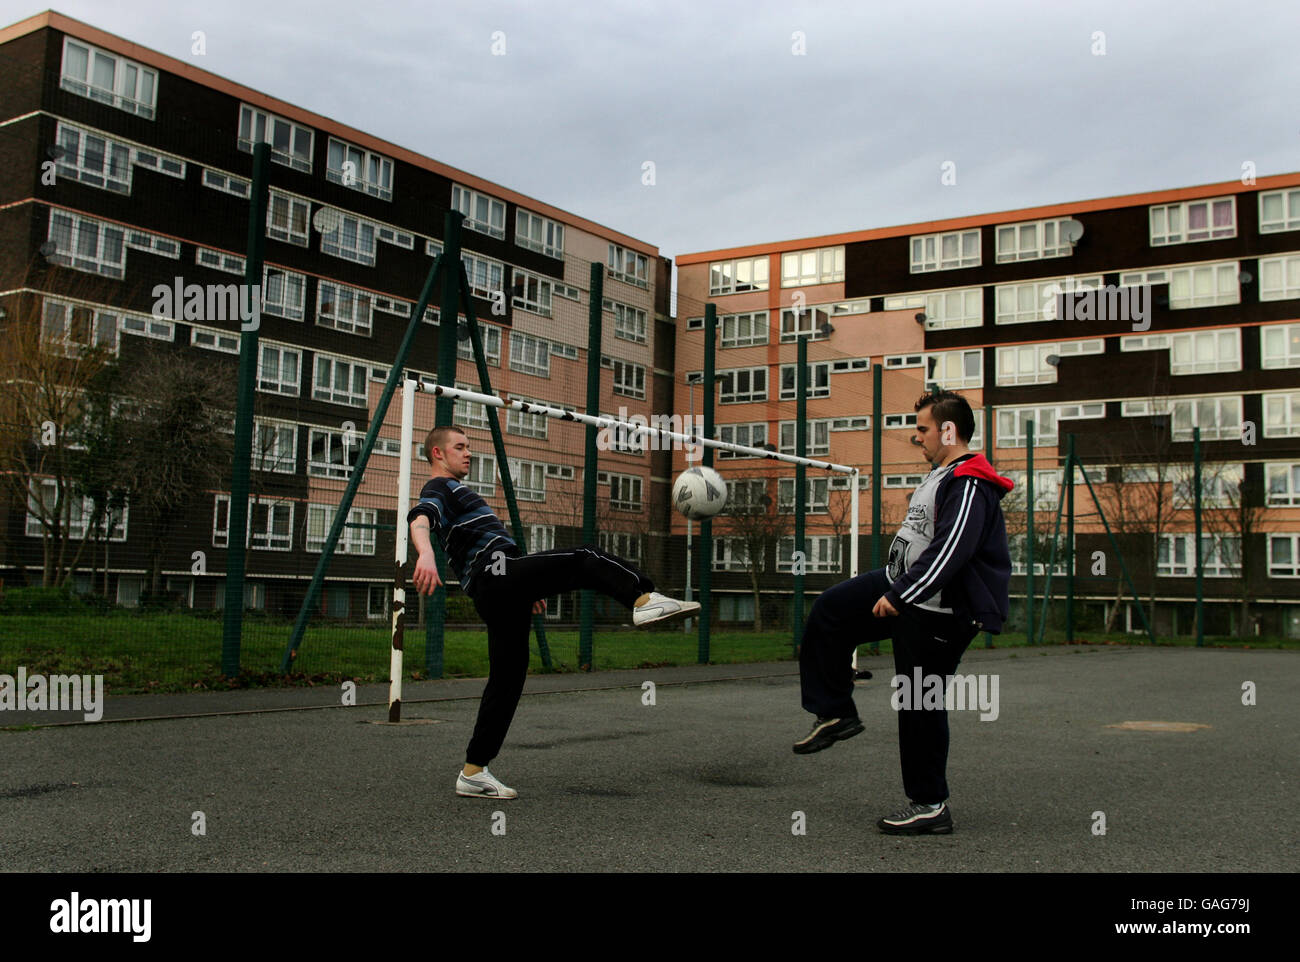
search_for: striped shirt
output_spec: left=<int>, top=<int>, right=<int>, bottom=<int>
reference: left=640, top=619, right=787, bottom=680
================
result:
left=406, top=477, right=517, bottom=595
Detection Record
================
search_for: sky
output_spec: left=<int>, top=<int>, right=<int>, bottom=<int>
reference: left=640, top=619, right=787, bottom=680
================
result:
left=5, top=0, right=1300, bottom=271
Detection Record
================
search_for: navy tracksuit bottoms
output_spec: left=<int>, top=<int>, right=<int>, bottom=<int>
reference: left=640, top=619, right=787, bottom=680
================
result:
left=464, top=544, right=654, bottom=766
left=799, top=568, right=979, bottom=804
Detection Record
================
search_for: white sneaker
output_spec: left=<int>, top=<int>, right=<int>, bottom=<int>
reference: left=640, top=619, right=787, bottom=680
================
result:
left=633, top=591, right=701, bottom=627
left=455, top=767, right=518, bottom=799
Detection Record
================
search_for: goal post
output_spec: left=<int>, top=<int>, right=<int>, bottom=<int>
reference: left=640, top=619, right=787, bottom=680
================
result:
left=390, top=379, right=862, bottom=718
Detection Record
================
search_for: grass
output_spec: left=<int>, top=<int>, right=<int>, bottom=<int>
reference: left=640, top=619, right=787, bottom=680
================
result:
left=1, top=612, right=1295, bottom=696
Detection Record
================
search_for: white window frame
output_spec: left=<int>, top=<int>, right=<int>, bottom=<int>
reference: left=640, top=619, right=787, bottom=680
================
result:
left=718, top=422, right=767, bottom=459
left=258, top=343, right=301, bottom=396
left=1268, top=534, right=1300, bottom=578
left=781, top=246, right=845, bottom=287
left=453, top=185, right=506, bottom=239
left=1266, top=463, right=1300, bottom=506
left=513, top=268, right=554, bottom=317
left=996, top=275, right=1102, bottom=325
left=515, top=209, right=564, bottom=258
left=720, top=311, right=769, bottom=348
left=1150, top=196, right=1236, bottom=245
left=458, top=324, right=502, bottom=366
left=454, top=381, right=490, bottom=430
left=306, top=504, right=377, bottom=554
left=996, top=403, right=1105, bottom=447
left=713, top=537, right=759, bottom=572
left=464, top=453, right=496, bottom=498
left=60, top=37, right=157, bottom=118
left=307, top=429, right=359, bottom=479
left=710, top=256, right=769, bottom=295
left=612, top=359, right=646, bottom=399
left=213, top=494, right=293, bottom=551
left=1262, top=323, right=1300, bottom=369
left=777, top=535, right=840, bottom=573
left=1171, top=395, right=1243, bottom=441
left=510, top=332, right=551, bottom=378
left=995, top=217, right=1074, bottom=262
left=1260, top=189, right=1300, bottom=233
left=263, top=266, right=307, bottom=321
left=1260, top=254, right=1300, bottom=302
left=598, top=530, right=643, bottom=566
left=41, top=298, right=120, bottom=355
left=320, top=213, right=378, bottom=267
left=326, top=137, right=393, bottom=200
left=607, top=472, right=643, bottom=511
left=317, top=281, right=374, bottom=336
left=54, top=121, right=132, bottom=193
left=910, top=229, right=980, bottom=273
left=239, top=104, right=314, bottom=173
left=191, top=325, right=240, bottom=355
left=779, top=419, right=831, bottom=456
left=463, top=251, right=505, bottom=300
left=925, top=349, right=983, bottom=389
left=608, top=244, right=649, bottom=288
left=253, top=420, right=298, bottom=474
left=606, top=299, right=648, bottom=343
left=26, top=479, right=127, bottom=541
left=720, top=367, right=767, bottom=404
left=1158, top=534, right=1240, bottom=578
left=203, top=168, right=251, bottom=198
left=1264, top=392, right=1300, bottom=438
left=780, top=305, right=831, bottom=343
left=46, top=209, right=126, bottom=279
left=267, top=191, right=310, bottom=246
left=1168, top=329, right=1240, bottom=375
left=506, top=459, right=547, bottom=501
left=779, top=362, right=830, bottom=400
left=312, top=353, right=369, bottom=406
left=916, top=287, right=983, bottom=330
left=778, top=477, right=829, bottom=514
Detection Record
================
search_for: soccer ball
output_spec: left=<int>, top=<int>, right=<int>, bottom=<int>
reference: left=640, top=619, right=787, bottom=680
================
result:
left=672, top=466, right=727, bottom=520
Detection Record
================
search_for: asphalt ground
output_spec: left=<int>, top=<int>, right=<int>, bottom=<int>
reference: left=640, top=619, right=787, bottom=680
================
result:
left=1, top=645, right=1294, bottom=873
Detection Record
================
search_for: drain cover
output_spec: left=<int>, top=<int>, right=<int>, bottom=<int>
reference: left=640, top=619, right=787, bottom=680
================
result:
left=1105, top=721, right=1211, bottom=732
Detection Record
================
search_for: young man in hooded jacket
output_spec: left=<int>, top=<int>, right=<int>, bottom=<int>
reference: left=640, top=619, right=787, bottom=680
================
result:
left=792, top=390, right=1013, bottom=835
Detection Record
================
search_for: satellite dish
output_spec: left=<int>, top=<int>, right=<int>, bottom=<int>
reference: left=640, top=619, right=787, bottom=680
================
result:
left=1061, top=219, right=1085, bottom=244
left=312, top=207, right=342, bottom=234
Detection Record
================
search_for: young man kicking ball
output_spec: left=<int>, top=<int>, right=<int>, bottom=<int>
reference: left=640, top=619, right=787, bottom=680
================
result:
left=792, top=391, right=1012, bottom=835
left=408, top=425, right=699, bottom=800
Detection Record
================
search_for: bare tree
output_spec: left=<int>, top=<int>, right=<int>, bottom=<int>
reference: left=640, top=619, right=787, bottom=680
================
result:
left=715, top=476, right=790, bottom=631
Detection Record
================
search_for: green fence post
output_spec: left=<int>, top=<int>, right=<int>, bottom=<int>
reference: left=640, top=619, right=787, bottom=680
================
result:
left=792, top=333, right=807, bottom=655
left=698, top=303, right=716, bottom=663
left=1026, top=419, right=1035, bottom=646
left=579, top=261, right=603, bottom=669
left=1194, top=426, right=1204, bottom=647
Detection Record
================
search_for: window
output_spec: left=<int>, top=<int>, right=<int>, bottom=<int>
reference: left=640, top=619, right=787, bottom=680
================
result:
left=831, top=416, right=870, bottom=431
left=306, top=505, right=377, bottom=554
left=720, top=311, right=768, bottom=348
left=510, top=332, right=551, bottom=377
left=326, top=138, right=393, bottom=200
left=307, top=429, right=359, bottom=479
left=506, top=460, right=547, bottom=501
left=996, top=217, right=1074, bottom=262
left=267, top=191, right=309, bottom=246
left=191, top=326, right=239, bottom=355
left=512, top=269, right=553, bottom=317
left=719, top=423, right=767, bottom=459
left=714, top=538, right=759, bottom=572
left=997, top=340, right=1103, bottom=386
left=598, top=531, right=642, bottom=565
left=254, top=421, right=297, bottom=474
left=203, top=168, right=251, bottom=198
left=724, top=479, right=768, bottom=514
left=926, top=349, right=982, bottom=389
left=196, top=247, right=245, bottom=276
left=779, top=419, right=831, bottom=456
left=54, top=122, right=131, bottom=193
left=781, top=246, right=844, bottom=287
left=1171, top=395, right=1242, bottom=441
left=258, top=343, right=301, bottom=395
left=453, top=185, right=506, bottom=238
left=317, top=281, right=373, bottom=336
left=884, top=473, right=926, bottom=488
left=607, top=472, right=643, bottom=511
left=213, top=494, right=293, bottom=550
left=1168, top=262, right=1239, bottom=308
left=601, top=411, right=646, bottom=454
left=464, top=454, right=496, bottom=498
left=515, top=209, right=564, bottom=257
left=1269, top=535, right=1300, bottom=577
left=911, top=229, right=980, bottom=273
left=884, top=354, right=923, bottom=369
left=462, top=252, right=505, bottom=300
left=1158, top=535, right=1240, bottom=577
left=605, top=299, right=647, bottom=343
left=612, top=360, right=646, bottom=399
left=60, top=38, right=157, bottom=118
left=529, top=525, right=556, bottom=553
left=26, top=479, right=127, bottom=541
left=313, top=354, right=369, bottom=406
left=1008, top=533, right=1068, bottom=576
left=1267, top=463, right=1300, bottom=506
left=1260, top=254, right=1300, bottom=301
left=720, top=367, right=767, bottom=404
left=1262, top=323, right=1300, bottom=369
left=780, top=305, right=831, bottom=342
left=779, top=362, right=830, bottom=400
left=1150, top=196, right=1236, bottom=245
left=996, top=275, right=1102, bottom=324
left=1168, top=330, right=1240, bottom=374
left=46, top=210, right=125, bottom=278
left=710, top=256, right=769, bottom=295
left=131, top=147, right=185, bottom=179
left=777, top=536, right=840, bottom=573
left=827, top=299, right=871, bottom=316
left=778, top=477, right=829, bottom=513
left=554, top=282, right=581, bottom=301
left=1004, top=469, right=1063, bottom=511
left=41, top=299, right=119, bottom=355
left=1260, top=189, right=1300, bottom=233
left=504, top=397, right=548, bottom=440
left=454, top=381, right=490, bottom=430
left=263, top=267, right=307, bottom=321
left=368, top=584, right=390, bottom=620
left=1265, top=392, right=1300, bottom=438
left=608, top=244, right=649, bottom=288
left=884, top=414, right=917, bottom=429
left=830, top=358, right=870, bottom=373
left=1173, top=464, right=1242, bottom=508
left=914, top=288, right=983, bottom=329
left=459, top=324, right=502, bottom=365
left=319, top=214, right=377, bottom=266
left=996, top=403, right=1105, bottom=447
left=239, top=104, right=314, bottom=172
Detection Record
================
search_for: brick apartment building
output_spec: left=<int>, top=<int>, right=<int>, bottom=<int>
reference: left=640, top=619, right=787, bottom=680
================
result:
left=675, top=172, right=1300, bottom=636
left=0, top=11, right=673, bottom=624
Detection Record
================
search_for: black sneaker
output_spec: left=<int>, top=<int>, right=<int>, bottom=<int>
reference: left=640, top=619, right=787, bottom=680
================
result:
left=877, top=801, right=953, bottom=835
left=792, top=716, right=864, bottom=754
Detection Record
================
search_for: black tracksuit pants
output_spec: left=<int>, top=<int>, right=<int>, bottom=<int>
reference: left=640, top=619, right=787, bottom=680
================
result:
left=464, top=544, right=655, bottom=766
left=799, top=568, right=979, bottom=804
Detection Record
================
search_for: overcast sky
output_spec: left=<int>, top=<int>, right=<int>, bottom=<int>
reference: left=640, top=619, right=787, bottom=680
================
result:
left=6, top=0, right=1300, bottom=274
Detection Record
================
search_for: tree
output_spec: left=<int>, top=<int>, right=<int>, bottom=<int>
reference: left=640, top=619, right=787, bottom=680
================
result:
left=716, top=476, right=790, bottom=631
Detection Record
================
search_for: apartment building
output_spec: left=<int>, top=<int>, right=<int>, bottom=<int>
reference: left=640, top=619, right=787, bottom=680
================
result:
left=676, top=173, right=1300, bottom=636
left=0, top=12, right=671, bottom=623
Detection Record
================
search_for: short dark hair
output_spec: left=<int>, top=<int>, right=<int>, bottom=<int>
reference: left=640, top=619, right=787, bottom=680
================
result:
left=425, top=425, right=466, bottom=464
left=915, top=390, right=975, bottom=443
